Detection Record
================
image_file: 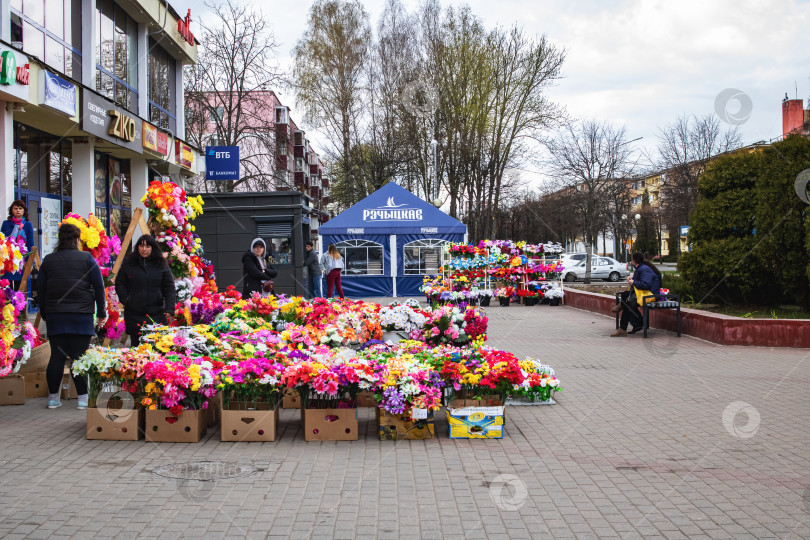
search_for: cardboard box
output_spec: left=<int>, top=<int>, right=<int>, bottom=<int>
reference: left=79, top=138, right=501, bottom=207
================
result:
left=301, top=408, right=358, bottom=442
left=377, top=409, right=435, bottom=440
left=24, top=371, right=49, bottom=398
left=450, top=398, right=480, bottom=409
left=18, top=341, right=50, bottom=374
left=0, top=375, right=25, bottom=405
left=220, top=402, right=279, bottom=442
left=205, top=392, right=222, bottom=428
left=356, top=390, right=377, bottom=408
left=447, top=406, right=505, bottom=439
left=145, top=409, right=207, bottom=443
left=86, top=406, right=144, bottom=441
left=282, top=388, right=301, bottom=409
left=60, top=369, right=78, bottom=400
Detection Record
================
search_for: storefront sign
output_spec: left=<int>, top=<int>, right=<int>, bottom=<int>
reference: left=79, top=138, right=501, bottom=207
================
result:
left=142, top=122, right=170, bottom=156
left=362, top=197, right=423, bottom=222
left=175, top=140, right=193, bottom=170
left=178, top=9, right=195, bottom=45
left=0, top=51, right=29, bottom=85
left=680, top=225, right=690, bottom=237
left=40, top=197, right=62, bottom=258
left=81, top=91, right=142, bottom=154
left=40, top=71, right=76, bottom=116
left=205, top=145, right=240, bottom=180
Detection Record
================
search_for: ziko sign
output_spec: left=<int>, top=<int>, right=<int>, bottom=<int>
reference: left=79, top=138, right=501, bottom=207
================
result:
left=362, top=196, right=423, bottom=221
left=81, top=91, right=142, bottom=154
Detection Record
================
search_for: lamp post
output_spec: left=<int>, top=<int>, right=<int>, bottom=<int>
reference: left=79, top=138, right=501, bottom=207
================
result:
left=431, top=139, right=439, bottom=206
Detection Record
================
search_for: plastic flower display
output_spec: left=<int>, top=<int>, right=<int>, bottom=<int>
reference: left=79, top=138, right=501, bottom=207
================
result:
left=0, top=232, right=26, bottom=274
left=0, top=280, right=36, bottom=376
left=515, top=358, right=561, bottom=402
left=59, top=213, right=120, bottom=266
left=440, top=347, right=525, bottom=403
left=141, top=354, right=218, bottom=414
left=379, top=301, right=429, bottom=333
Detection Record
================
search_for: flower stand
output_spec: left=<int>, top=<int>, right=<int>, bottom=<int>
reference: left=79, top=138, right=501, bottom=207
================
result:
left=220, top=401, right=279, bottom=442
left=145, top=409, right=207, bottom=443
left=0, top=375, right=25, bottom=405
left=377, top=409, right=435, bottom=440
left=301, top=408, right=358, bottom=442
left=86, top=405, right=145, bottom=441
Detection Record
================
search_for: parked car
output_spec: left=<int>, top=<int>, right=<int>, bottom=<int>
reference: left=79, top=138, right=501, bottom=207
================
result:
left=562, top=256, right=630, bottom=282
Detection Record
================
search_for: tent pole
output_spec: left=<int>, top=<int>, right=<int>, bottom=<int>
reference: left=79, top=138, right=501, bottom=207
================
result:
left=390, top=234, right=397, bottom=298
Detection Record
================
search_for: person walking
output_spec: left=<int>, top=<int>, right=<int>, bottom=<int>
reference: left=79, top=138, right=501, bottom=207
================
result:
left=303, top=241, right=321, bottom=299
left=320, top=244, right=345, bottom=299
left=610, top=251, right=662, bottom=337
left=36, top=223, right=106, bottom=409
left=242, top=238, right=278, bottom=297
left=114, top=234, right=176, bottom=347
left=1, top=200, right=35, bottom=290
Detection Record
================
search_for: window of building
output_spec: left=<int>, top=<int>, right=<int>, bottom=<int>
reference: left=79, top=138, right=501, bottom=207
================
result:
left=209, top=106, right=224, bottom=123
left=147, top=39, right=176, bottom=132
left=94, top=153, right=131, bottom=238
left=403, top=239, right=446, bottom=275
left=10, top=0, right=81, bottom=77
left=336, top=239, right=383, bottom=275
left=96, top=0, right=138, bottom=112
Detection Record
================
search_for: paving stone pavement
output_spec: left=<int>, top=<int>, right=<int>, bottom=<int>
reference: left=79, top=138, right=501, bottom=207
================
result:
left=2, top=300, right=809, bottom=539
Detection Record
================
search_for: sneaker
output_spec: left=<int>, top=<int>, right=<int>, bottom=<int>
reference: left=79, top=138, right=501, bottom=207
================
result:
left=610, top=329, right=628, bottom=337
left=77, top=399, right=89, bottom=410
left=610, top=304, right=622, bottom=313
left=47, top=400, right=62, bottom=409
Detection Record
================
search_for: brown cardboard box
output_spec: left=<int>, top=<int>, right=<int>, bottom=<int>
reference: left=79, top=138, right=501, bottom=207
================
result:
left=356, top=390, right=377, bottom=408
left=24, top=371, right=49, bottom=398
left=301, top=408, right=358, bottom=442
left=478, top=394, right=504, bottom=406
left=450, top=398, right=480, bottom=409
left=86, top=406, right=144, bottom=441
left=282, top=388, right=301, bottom=409
left=60, top=369, right=78, bottom=400
left=220, top=402, right=279, bottom=442
left=145, top=409, right=206, bottom=443
left=0, top=375, right=25, bottom=405
left=377, top=409, right=435, bottom=441
left=205, top=392, right=222, bottom=427
left=18, top=341, right=50, bottom=374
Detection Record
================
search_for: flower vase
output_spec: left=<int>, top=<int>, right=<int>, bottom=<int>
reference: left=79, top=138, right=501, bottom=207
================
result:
left=524, top=297, right=537, bottom=307
left=498, top=297, right=510, bottom=307
left=549, top=298, right=560, bottom=306
left=479, top=296, right=491, bottom=307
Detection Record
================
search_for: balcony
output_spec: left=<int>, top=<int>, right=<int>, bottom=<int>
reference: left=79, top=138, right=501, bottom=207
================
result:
left=294, top=172, right=305, bottom=185
left=294, top=131, right=304, bottom=146
left=275, top=106, right=289, bottom=124
left=309, top=186, right=320, bottom=198
left=322, top=178, right=330, bottom=188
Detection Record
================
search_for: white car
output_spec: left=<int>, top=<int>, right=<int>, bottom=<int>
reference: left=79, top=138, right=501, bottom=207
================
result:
left=562, top=256, right=630, bottom=282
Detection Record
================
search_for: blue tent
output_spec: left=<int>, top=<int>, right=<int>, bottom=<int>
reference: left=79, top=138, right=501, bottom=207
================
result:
left=319, top=183, right=467, bottom=297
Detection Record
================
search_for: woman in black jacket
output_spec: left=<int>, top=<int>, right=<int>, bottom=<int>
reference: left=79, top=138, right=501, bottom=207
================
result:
left=115, top=234, right=176, bottom=347
left=242, top=238, right=278, bottom=297
left=37, top=223, right=106, bottom=410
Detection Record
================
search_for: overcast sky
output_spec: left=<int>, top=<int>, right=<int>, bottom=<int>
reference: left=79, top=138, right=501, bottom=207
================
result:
left=182, top=0, right=810, bottom=179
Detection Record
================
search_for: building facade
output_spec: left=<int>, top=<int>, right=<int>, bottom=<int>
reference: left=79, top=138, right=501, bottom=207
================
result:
left=1, top=0, right=201, bottom=257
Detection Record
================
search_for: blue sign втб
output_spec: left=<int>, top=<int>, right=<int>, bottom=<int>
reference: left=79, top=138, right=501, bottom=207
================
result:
left=205, top=146, right=240, bottom=181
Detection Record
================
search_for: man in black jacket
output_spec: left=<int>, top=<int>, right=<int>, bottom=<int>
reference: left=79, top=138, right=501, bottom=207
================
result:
left=242, top=238, right=278, bottom=297
left=303, top=241, right=321, bottom=299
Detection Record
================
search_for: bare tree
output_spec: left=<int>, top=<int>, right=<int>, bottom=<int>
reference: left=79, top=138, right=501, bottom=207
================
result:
left=293, top=0, right=371, bottom=203
left=184, top=0, right=282, bottom=193
left=546, top=120, right=637, bottom=282
left=656, top=113, right=743, bottom=253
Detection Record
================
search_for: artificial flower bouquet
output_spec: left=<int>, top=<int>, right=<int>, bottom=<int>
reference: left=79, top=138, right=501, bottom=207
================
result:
left=543, top=283, right=565, bottom=300
left=494, top=286, right=516, bottom=299
left=440, top=348, right=525, bottom=406
left=410, top=305, right=466, bottom=346
left=217, top=356, right=285, bottom=411
left=379, top=301, right=429, bottom=333
left=511, top=358, right=561, bottom=403
left=73, top=347, right=149, bottom=407
left=140, top=324, right=222, bottom=356
left=140, top=354, right=218, bottom=414
left=0, top=280, right=35, bottom=377
left=373, top=355, right=444, bottom=440
left=0, top=232, right=26, bottom=274
left=59, top=213, right=120, bottom=266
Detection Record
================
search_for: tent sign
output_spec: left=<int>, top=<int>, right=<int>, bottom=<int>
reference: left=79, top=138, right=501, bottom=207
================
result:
left=362, top=197, right=422, bottom=221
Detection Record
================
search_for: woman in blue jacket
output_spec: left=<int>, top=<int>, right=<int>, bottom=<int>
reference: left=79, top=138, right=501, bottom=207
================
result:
left=1, top=200, right=35, bottom=289
left=611, top=252, right=661, bottom=337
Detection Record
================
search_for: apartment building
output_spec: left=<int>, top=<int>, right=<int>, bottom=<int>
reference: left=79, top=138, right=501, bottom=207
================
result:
left=1, top=0, right=200, bottom=256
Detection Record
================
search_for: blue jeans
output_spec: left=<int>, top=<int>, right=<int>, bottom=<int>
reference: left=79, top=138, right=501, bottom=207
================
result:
left=308, top=275, right=319, bottom=299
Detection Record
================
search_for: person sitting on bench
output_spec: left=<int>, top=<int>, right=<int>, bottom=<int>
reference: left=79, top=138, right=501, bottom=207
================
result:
left=610, top=252, right=662, bottom=337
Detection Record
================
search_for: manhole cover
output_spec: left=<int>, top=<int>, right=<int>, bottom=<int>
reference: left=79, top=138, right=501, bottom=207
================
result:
left=152, top=461, right=258, bottom=481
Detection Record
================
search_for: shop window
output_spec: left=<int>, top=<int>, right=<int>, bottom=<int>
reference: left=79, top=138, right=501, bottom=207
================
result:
left=10, top=0, right=81, bottom=77
left=335, top=239, right=383, bottom=276
left=147, top=39, right=177, bottom=132
left=94, top=153, right=131, bottom=237
left=403, top=239, right=446, bottom=275
left=13, top=125, right=73, bottom=217
left=96, top=0, right=138, bottom=112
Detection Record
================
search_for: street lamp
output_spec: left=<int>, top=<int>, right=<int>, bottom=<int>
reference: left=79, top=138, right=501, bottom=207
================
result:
left=431, top=139, right=439, bottom=206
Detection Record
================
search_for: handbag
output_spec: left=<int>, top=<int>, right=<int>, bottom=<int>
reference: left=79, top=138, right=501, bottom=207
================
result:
left=633, top=286, right=654, bottom=307
left=262, top=280, right=274, bottom=293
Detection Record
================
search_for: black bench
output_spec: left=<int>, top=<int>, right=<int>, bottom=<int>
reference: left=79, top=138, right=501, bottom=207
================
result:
left=615, top=292, right=682, bottom=338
